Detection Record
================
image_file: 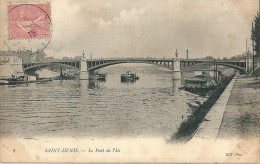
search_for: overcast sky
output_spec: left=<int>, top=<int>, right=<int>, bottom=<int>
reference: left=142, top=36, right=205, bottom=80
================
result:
left=45, top=0, right=259, bottom=59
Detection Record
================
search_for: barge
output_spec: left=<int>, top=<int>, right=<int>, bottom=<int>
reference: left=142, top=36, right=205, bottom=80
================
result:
left=90, top=71, right=107, bottom=80
left=121, top=71, right=139, bottom=82
left=181, top=75, right=217, bottom=96
left=0, top=75, right=52, bottom=85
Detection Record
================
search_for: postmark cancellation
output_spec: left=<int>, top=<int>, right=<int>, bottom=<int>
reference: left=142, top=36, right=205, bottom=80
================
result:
left=1, top=0, right=52, bottom=52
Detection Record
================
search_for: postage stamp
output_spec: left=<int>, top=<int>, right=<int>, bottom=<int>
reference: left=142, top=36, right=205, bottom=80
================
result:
left=3, top=2, right=52, bottom=52
left=8, top=3, right=51, bottom=39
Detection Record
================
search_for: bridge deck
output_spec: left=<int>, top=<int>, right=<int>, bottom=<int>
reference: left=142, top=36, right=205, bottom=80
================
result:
left=22, top=58, right=246, bottom=72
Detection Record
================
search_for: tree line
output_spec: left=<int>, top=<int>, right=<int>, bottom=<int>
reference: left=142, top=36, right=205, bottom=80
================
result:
left=251, top=11, right=260, bottom=57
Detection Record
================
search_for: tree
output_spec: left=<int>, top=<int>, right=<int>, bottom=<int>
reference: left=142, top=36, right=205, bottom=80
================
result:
left=204, top=56, right=214, bottom=60
left=35, top=50, right=47, bottom=62
left=251, top=12, right=260, bottom=56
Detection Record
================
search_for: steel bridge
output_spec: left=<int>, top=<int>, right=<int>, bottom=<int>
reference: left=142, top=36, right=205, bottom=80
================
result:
left=22, top=57, right=247, bottom=72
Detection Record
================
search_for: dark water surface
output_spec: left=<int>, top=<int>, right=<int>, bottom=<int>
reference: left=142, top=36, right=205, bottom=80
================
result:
left=0, top=63, right=204, bottom=139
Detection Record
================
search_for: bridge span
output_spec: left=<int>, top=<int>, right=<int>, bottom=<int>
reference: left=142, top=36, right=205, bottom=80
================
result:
left=22, top=57, right=247, bottom=80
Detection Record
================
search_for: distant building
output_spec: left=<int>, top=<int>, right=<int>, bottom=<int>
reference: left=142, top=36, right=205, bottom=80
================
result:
left=0, top=50, right=31, bottom=63
left=0, top=50, right=47, bottom=63
left=0, top=55, right=24, bottom=79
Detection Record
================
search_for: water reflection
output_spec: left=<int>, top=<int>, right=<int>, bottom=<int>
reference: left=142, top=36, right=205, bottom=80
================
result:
left=0, top=64, right=204, bottom=138
left=88, top=80, right=99, bottom=89
left=79, top=80, right=88, bottom=90
left=172, top=80, right=182, bottom=93
left=120, top=79, right=138, bottom=84
left=78, top=79, right=104, bottom=89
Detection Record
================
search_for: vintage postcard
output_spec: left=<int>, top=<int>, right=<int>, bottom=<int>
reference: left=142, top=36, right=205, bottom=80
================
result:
left=0, top=0, right=259, bottom=163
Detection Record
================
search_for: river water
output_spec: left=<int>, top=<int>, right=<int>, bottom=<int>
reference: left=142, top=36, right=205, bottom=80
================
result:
left=0, top=63, right=205, bottom=139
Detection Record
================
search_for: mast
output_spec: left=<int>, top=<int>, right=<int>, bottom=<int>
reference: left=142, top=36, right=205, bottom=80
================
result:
left=214, top=59, right=216, bottom=81
left=246, top=38, right=249, bottom=71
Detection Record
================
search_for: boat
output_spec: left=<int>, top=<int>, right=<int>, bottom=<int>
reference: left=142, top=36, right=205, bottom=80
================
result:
left=121, top=71, right=139, bottom=82
left=96, top=73, right=106, bottom=80
left=91, top=73, right=107, bottom=80
left=0, top=75, right=52, bottom=85
left=54, top=74, right=76, bottom=80
left=180, top=75, right=217, bottom=95
left=89, top=70, right=107, bottom=80
left=54, top=68, right=76, bottom=80
left=37, top=78, right=53, bottom=83
left=0, top=80, right=9, bottom=84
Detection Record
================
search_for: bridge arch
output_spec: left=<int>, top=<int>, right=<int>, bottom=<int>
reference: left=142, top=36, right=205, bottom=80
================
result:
left=215, top=63, right=245, bottom=72
left=180, top=60, right=246, bottom=72
left=87, top=60, right=175, bottom=71
left=23, top=62, right=80, bottom=72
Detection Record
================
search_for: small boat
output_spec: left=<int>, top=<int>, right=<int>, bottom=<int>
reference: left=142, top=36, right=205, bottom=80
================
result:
left=55, top=69, right=76, bottom=80
left=0, top=80, right=9, bottom=84
left=180, top=75, right=217, bottom=95
left=121, top=71, right=139, bottom=82
left=90, top=70, right=107, bottom=80
left=54, top=74, right=76, bottom=80
left=91, top=73, right=106, bottom=80
left=36, top=78, right=53, bottom=83
left=96, top=73, right=106, bottom=80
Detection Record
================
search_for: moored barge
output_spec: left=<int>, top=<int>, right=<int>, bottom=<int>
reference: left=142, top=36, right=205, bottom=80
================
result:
left=121, top=71, right=139, bottom=82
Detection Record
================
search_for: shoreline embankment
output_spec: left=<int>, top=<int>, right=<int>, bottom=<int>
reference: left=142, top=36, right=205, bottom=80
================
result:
left=191, top=75, right=236, bottom=140
left=169, top=73, right=236, bottom=142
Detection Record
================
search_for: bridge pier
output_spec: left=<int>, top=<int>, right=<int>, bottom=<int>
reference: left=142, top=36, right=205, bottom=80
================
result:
left=80, top=71, right=90, bottom=80
left=172, top=58, right=182, bottom=80
left=79, top=57, right=92, bottom=80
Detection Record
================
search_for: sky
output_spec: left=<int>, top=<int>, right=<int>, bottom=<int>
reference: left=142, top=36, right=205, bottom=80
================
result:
left=44, top=0, right=259, bottom=59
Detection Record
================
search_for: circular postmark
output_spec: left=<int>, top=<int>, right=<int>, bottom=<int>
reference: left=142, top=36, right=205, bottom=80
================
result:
left=4, top=3, right=52, bottom=53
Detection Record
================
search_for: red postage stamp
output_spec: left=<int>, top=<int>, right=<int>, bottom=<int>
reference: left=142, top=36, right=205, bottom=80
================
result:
left=8, top=3, right=51, bottom=39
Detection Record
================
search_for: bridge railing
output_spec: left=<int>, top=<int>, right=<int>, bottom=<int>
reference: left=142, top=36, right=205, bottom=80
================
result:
left=88, top=57, right=177, bottom=61
left=23, top=57, right=246, bottom=64
left=87, top=58, right=245, bottom=62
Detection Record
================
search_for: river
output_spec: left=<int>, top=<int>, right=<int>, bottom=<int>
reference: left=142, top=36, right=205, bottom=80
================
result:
left=0, top=63, right=205, bottom=139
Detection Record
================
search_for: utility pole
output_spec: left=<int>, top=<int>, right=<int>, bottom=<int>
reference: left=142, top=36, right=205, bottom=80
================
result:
left=186, top=49, right=189, bottom=59
left=246, top=38, right=249, bottom=71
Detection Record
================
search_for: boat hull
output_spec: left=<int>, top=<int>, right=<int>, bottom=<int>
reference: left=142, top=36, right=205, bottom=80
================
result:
left=0, top=79, right=52, bottom=85
left=121, top=76, right=139, bottom=82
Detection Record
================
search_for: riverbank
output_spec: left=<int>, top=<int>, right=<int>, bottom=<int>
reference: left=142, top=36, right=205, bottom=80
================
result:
left=169, top=74, right=235, bottom=142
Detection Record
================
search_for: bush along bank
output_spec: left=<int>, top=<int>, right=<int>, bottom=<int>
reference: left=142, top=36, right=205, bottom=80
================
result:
left=169, top=74, right=236, bottom=142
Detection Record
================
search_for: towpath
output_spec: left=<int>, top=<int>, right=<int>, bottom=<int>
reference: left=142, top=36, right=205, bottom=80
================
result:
left=217, top=75, right=260, bottom=138
left=191, top=75, right=260, bottom=139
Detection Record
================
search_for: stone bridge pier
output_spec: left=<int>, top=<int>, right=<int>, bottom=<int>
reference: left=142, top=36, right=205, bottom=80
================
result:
left=172, top=58, right=182, bottom=80
left=79, top=57, right=92, bottom=80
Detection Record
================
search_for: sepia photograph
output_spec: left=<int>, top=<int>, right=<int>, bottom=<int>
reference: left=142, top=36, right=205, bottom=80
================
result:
left=0, top=0, right=259, bottom=163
